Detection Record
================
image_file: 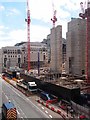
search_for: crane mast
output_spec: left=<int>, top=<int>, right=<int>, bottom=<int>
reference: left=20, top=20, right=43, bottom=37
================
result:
left=51, top=1, right=57, bottom=27
left=79, top=0, right=90, bottom=88
left=25, top=0, right=30, bottom=71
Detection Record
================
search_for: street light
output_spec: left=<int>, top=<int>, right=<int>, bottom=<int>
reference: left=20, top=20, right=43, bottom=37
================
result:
left=66, top=105, right=69, bottom=117
left=38, top=49, right=40, bottom=76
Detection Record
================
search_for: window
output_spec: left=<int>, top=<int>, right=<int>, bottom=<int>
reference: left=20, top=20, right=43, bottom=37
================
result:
left=3, top=50, right=7, bottom=54
left=17, top=49, right=21, bottom=54
left=43, top=54, right=45, bottom=60
left=4, top=55, right=7, bottom=58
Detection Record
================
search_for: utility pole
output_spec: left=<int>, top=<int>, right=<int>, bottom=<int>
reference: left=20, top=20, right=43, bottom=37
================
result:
left=38, top=50, right=40, bottom=76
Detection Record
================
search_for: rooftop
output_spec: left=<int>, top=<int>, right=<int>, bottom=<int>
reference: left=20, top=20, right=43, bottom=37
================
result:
left=3, top=102, right=15, bottom=109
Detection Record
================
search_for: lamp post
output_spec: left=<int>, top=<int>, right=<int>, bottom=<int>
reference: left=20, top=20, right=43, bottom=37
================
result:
left=38, top=50, right=40, bottom=76
left=67, top=105, right=69, bottom=117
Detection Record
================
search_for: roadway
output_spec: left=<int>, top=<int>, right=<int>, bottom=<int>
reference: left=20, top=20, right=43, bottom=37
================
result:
left=0, top=77, right=62, bottom=119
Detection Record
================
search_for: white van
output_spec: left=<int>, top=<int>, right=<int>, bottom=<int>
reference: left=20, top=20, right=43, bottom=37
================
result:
left=27, top=82, right=37, bottom=92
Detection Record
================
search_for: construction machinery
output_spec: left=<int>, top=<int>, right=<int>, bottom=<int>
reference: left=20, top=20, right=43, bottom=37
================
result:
left=79, top=0, right=90, bottom=87
left=25, top=0, right=31, bottom=71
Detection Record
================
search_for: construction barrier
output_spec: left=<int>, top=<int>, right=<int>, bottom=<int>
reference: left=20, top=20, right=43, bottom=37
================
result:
left=46, top=104, right=49, bottom=108
left=57, top=109, right=61, bottom=114
left=2, top=77, right=31, bottom=97
left=51, top=106, right=55, bottom=111
left=12, top=78, right=17, bottom=82
left=36, top=99, right=73, bottom=120
left=4, top=77, right=10, bottom=84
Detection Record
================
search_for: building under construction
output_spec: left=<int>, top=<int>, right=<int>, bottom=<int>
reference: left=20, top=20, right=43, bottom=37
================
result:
left=66, top=18, right=86, bottom=76
left=50, top=25, right=62, bottom=73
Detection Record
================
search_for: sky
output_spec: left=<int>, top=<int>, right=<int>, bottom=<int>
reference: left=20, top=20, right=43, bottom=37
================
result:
left=0, top=0, right=86, bottom=49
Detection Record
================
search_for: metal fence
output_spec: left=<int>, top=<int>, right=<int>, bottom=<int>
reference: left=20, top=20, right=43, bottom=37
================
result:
left=71, top=101, right=90, bottom=118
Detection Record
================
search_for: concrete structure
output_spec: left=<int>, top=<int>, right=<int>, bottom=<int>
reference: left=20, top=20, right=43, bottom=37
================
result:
left=1, top=46, right=22, bottom=72
left=50, top=25, right=62, bottom=73
left=62, top=38, right=66, bottom=63
left=42, top=34, right=51, bottom=63
left=16, top=42, right=48, bottom=69
left=0, top=42, right=48, bottom=72
left=42, top=35, right=66, bottom=64
left=66, top=18, right=86, bottom=76
left=0, top=49, right=2, bottom=73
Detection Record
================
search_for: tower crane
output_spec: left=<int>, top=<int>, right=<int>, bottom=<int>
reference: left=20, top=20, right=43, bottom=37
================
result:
left=51, top=1, right=57, bottom=27
left=79, top=0, right=90, bottom=88
left=25, top=0, right=31, bottom=71
left=79, top=2, right=86, bottom=19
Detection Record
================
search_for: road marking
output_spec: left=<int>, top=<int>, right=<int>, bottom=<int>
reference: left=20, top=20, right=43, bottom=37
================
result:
left=8, top=94, right=27, bottom=119
left=26, top=98, right=29, bottom=101
left=45, top=111, right=48, bottom=114
left=3, top=80, right=49, bottom=118
left=42, top=107, right=44, bottom=110
left=17, top=110, right=20, bottom=115
left=26, top=99, right=50, bottom=118
left=3, top=81, right=21, bottom=97
left=2, top=91, right=5, bottom=95
left=49, top=115, right=52, bottom=118
left=5, top=95, right=9, bottom=100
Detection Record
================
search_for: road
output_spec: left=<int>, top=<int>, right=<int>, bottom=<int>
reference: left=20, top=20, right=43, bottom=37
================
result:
left=1, top=77, right=62, bottom=119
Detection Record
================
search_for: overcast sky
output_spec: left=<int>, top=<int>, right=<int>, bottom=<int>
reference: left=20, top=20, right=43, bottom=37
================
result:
left=0, top=0, right=86, bottom=48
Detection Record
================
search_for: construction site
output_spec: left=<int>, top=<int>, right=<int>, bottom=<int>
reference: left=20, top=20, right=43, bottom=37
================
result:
left=0, top=0, right=90, bottom=119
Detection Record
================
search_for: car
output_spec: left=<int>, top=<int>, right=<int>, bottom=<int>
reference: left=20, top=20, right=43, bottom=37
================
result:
left=40, top=92, right=58, bottom=103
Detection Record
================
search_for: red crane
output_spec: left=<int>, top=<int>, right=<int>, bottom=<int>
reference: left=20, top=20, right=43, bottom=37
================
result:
left=25, top=0, right=31, bottom=71
left=79, top=0, right=90, bottom=88
left=51, top=2, right=57, bottom=27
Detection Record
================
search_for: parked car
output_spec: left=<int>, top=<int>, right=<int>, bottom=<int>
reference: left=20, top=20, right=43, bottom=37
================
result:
left=40, top=92, right=58, bottom=103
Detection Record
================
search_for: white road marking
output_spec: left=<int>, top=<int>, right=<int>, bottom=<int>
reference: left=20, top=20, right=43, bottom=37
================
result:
left=3, top=80, right=50, bottom=118
left=49, top=115, right=52, bottom=118
left=26, top=98, right=29, bottom=101
left=45, top=111, right=48, bottom=114
left=42, top=107, right=44, bottom=110
left=11, top=98, right=27, bottom=118
left=5, top=95, right=9, bottom=100
left=3, top=80, right=21, bottom=97
left=20, top=117, right=23, bottom=118
left=17, top=110, right=20, bottom=115
left=2, top=91, right=5, bottom=95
